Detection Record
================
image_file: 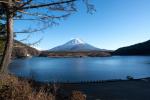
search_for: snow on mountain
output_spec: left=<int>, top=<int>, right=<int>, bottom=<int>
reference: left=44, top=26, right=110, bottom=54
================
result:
left=65, top=38, right=85, bottom=45
left=49, top=38, right=104, bottom=52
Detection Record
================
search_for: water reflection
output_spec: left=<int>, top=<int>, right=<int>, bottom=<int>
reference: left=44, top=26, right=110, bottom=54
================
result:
left=9, top=56, right=150, bottom=82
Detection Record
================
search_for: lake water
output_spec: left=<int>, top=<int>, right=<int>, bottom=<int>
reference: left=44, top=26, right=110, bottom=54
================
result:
left=9, top=56, right=150, bottom=82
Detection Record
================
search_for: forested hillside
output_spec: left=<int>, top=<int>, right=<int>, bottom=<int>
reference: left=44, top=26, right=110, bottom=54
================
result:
left=113, top=40, right=150, bottom=55
left=12, top=40, right=40, bottom=58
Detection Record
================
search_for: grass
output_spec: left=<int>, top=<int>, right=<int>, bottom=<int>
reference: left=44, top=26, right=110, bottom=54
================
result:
left=0, top=74, right=54, bottom=100
left=0, top=74, right=87, bottom=100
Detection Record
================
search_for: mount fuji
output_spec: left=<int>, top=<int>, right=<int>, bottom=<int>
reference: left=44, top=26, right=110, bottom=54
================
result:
left=49, top=38, right=105, bottom=52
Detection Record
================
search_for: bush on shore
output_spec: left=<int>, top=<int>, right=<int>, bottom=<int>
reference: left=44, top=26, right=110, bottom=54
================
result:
left=70, top=91, right=86, bottom=100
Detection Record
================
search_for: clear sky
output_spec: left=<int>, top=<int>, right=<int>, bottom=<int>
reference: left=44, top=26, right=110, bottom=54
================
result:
left=15, top=0, right=150, bottom=50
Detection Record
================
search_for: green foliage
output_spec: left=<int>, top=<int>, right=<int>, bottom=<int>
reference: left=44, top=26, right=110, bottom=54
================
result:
left=0, top=3, right=6, bottom=20
left=0, top=38, right=5, bottom=55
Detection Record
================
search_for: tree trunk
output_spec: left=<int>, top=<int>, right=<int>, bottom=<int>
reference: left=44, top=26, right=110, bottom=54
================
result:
left=0, top=7, right=14, bottom=73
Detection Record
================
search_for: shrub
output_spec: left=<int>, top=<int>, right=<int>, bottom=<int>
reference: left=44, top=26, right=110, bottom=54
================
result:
left=70, top=90, right=86, bottom=100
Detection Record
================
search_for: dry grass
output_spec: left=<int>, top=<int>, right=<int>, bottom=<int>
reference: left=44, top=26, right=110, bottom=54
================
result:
left=0, top=74, right=87, bottom=100
left=70, top=91, right=86, bottom=100
left=0, top=74, right=54, bottom=100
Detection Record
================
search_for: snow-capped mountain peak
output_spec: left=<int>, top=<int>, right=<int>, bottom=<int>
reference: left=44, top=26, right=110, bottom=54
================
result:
left=49, top=38, right=103, bottom=52
left=65, top=38, right=85, bottom=45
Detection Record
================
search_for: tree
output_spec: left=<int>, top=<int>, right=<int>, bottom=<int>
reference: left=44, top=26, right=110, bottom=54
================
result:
left=0, top=0, right=95, bottom=73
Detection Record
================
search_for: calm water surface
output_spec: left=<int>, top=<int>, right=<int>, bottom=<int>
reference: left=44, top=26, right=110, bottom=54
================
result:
left=9, top=56, right=150, bottom=82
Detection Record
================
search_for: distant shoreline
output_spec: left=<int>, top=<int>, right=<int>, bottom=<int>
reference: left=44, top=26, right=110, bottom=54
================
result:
left=39, top=51, right=112, bottom=57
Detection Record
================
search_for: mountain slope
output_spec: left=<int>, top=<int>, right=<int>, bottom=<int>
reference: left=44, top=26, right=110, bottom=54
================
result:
left=49, top=38, right=103, bottom=52
left=113, top=40, right=150, bottom=55
left=12, top=40, right=40, bottom=58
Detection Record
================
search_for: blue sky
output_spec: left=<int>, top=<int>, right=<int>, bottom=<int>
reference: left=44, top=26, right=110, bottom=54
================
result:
left=15, top=0, right=150, bottom=50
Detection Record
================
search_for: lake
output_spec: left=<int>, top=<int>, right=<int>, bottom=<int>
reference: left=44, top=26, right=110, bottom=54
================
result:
left=9, top=56, right=150, bottom=82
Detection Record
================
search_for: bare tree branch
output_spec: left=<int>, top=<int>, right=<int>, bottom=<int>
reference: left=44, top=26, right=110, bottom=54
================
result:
left=18, top=0, right=32, bottom=8
left=14, top=23, right=54, bottom=34
left=17, top=10, right=71, bottom=20
left=17, top=34, right=31, bottom=42
left=21, top=0, right=77, bottom=10
left=26, top=38, right=43, bottom=47
left=13, top=0, right=32, bottom=13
